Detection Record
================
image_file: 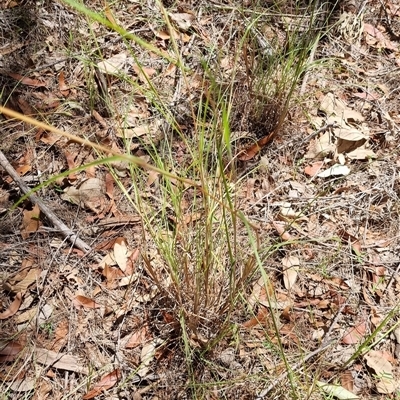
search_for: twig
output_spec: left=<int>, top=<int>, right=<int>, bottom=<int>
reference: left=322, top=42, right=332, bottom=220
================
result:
left=0, top=149, right=94, bottom=255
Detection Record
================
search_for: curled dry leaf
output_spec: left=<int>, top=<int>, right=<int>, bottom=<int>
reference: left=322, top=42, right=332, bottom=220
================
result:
left=364, top=350, right=396, bottom=393
left=83, top=369, right=121, bottom=399
left=0, top=292, right=23, bottom=319
left=342, top=320, right=367, bottom=344
left=272, top=221, right=294, bottom=241
left=72, top=295, right=102, bottom=309
left=4, top=268, right=41, bottom=293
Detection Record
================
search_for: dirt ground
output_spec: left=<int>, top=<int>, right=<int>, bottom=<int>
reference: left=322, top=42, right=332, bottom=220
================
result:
left=1, top=0, right=400, bottom=399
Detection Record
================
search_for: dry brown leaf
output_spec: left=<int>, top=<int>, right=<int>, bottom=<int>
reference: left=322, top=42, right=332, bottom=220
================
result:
left=17, top=96, right=35, bottom=115
left=0, top=292, right=23, bottom=319
left=97, top=53, right=127, bottom=75
left=342, top=321, right=367, bottom=344
left=138, top=340, right=158, bottom=377
left=248, top=275, right=275, bottom=308
left=338, top=229, right=362, bottom=256
left=104, top=4, right=117, bottom=25
left=61, top=178, right=106, bottom=213
left=114, top=239, right=129, bottom=272
left=237, top=133, right=274, bottom=161
left=242, top=307, right=269, bottom=329
left=6, top=268, right=41, bottom=293
left=9, top=378, right=36, bottom=392
left=340, top=370, right=355, bottom=393
left=72, top=295, right=102, bottom=309
left=58, top=71, right=69, bottom=93
left=83, top=369, right=121, bottom=399
left=282, top=256, right=300, bottom=289
left=34, top=348, right=88, bottom=374
left=272, top=221, right=294, bottom=241
left=304, top=161, right=324, bottom=177
left=8, top=72, right=47, bottom=87
left=21, top=204, right=41, bottom=239
left=125, top=327, right=148, bottom=349
left=364, top=350, right=396, bottom=394
left=132, top=65, right=156, bottom=83
left=363, top=23, right=398, bottom=51
left=0, top=341, right=23, bottom=361
left=169, top=12, right=195, bottom=31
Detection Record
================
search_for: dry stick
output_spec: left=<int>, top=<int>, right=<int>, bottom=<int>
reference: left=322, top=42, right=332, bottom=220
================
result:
left=0, top=149, right=93, bottom=255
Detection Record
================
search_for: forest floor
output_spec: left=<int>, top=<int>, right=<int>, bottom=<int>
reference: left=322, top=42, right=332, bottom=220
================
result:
left=1, top=0, right=400, bottom=399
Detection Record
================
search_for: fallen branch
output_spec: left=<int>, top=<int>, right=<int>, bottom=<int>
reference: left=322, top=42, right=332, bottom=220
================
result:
left=0, top=149, right=94, bottom=255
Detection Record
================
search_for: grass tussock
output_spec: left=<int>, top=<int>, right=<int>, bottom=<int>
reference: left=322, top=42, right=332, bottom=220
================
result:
left=2, top=0, right=400, bottom=398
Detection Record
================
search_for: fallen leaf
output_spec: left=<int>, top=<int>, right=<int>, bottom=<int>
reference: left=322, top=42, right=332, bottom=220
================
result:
left=0, top=292, right=23, bottom=319
left=21, top=204, right=41, bottom=239
left=169, top=12, right=195, bottom=31
left=72, top=295, right=102, bottom=309
left=338, top=229, right=362, bottom=255
left=5, top=268, right=41, bottom=293
left=237, top=133, right=275, bottom=161
left=242, top=306, right=269, bottom=328
left=114, top=240, right=129, bottom=272
left=0, top=341, right=23, bottom=361
left=320, top=93, right=364, bottom=123
left=334, top=128, right=368, bottom=154
left=248, top=275, right=275, bottom=308
left=17, top=96, right=35, bottom=115
left=9, top=379, right=36, bottom=392
left=304, top=161, right=324, bottom=177
left=137, top=340, right=158, bottom=377
left=317, top=164, right=350, bottom=178
left=272, top=221, right=294, bottom=241
left=317, top=381, right=359, bottom=399
left=364, top=350, right=396, bottom=394
left=58, top=71, right=69, bottom=93
left=125, top=327, right=148, bottom=349
left=97, top=53, right=127, bottom=75
left=34, top=348, right=88, bottom=374
left=363, top=23, right=398, bottom=51
left=8, top=72, right=47, bottom=87
left=346, top=147, right=376, bottom=160
left=282, top=256, right=300, bottom=289
left=83, top=369, right=121, bottom=399
left=340, top=370, right=355, bottom=393
left=61, top=178, right=106, bottom=213
left=104, top=4, right=117, bottom=25
left=132, top=65, right=156, bottom=83
left=342, top=321, right=367, bottom=344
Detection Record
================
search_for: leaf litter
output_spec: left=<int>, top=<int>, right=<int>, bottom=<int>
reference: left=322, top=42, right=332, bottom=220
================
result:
left=1, top=0, right=400, bottom=399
